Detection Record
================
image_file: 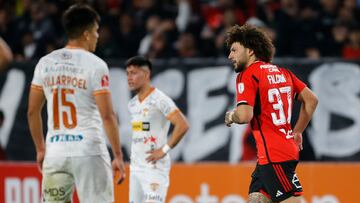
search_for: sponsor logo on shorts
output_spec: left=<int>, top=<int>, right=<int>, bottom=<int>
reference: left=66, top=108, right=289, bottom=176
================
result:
left=276, top=190, right=283, bottom=197
left=145, top=193, right=163, bottom=202
left=50, top=134, right=83, bottom=143
left=150, top=183, right=160, bottom=192
left=292, top=174, right=302, bottom=189
left=43, top=187, right=67, bottom=201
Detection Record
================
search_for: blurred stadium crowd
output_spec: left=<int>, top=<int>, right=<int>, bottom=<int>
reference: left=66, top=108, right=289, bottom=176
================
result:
left=0, top=0, right=359, bottom=61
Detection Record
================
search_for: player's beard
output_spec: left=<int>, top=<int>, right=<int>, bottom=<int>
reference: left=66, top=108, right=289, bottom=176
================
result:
left=234, top=61, right=247, bottom=73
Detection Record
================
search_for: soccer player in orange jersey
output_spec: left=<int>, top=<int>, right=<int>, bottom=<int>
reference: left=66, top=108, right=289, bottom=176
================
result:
left=224, top=24, right=318, bottom=203
left=27, top=4, right=125, bottom=203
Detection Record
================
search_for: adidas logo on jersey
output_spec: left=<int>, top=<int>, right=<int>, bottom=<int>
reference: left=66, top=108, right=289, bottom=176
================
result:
left=276, top=190, right=283, bottom=197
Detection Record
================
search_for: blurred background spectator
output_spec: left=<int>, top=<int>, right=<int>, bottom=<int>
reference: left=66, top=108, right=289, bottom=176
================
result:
left=0, top=37, right=13, bottom=72
left=0, top=109, right=5, bottom=160
left=0, top=0, right=359, bottom=60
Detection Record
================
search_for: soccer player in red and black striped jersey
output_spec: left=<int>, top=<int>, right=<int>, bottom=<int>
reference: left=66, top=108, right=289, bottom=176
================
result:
left=224, top=24, right=318, bottom=203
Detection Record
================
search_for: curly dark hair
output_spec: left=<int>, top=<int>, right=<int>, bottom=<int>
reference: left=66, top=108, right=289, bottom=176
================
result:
left=225, top=24, right=275, bottom=63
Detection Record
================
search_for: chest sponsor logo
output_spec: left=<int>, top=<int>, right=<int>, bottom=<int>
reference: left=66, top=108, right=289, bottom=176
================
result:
left=132, top=122, right=150, bottom=131
left=132, top=135, right=157, bottom=145
left=144, top=135, right=157, bottom=144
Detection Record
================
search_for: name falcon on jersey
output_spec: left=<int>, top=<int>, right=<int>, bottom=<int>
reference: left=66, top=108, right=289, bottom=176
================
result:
left=267, top=74, right=287, bottom=85
left=44, top=75, right=87, bottom=90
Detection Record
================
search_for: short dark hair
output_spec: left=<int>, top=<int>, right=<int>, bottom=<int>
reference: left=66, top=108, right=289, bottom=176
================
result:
left=62, top=4, right=100, bottom=39
left=125, top=56, right=152, bottom=71
left=225, top=24, right=275, bottom=63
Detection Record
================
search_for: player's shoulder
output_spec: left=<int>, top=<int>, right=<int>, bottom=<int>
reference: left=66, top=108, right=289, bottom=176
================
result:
left=37, top=48, right=63, bottom=64
left=81, top=51, right=108, bottom=69
left=152, top=88, right=172, bottom=101
left=277, top=66, right=295, bottom=77
left=238, top=61, right=265, bottom=81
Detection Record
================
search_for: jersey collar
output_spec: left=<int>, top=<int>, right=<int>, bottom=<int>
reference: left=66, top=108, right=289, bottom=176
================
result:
left=138, top=86, right=155, bottom=103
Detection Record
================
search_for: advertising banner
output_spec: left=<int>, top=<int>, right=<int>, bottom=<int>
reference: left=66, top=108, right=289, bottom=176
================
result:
left=1, top=162, right=358, bottom=203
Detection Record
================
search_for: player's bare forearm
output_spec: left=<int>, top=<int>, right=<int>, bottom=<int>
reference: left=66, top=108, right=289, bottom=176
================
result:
left=293, top=87, right=318, bottom=133
left=27, top=88, right=46, bottom=153
left=167, top=111, right=189, bottom=148
left=95, top=93, right=123, bottom=158
left=146, top=111, right=188, bottom=163
left=226, top=105, right=253, bottom=126
left=28, top=112, right=45, bottom=152
left=102, top=114, right=123, bottom=158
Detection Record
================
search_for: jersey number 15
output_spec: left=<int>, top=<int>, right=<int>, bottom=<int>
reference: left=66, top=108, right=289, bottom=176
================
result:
left=52, top=88, right=77, bottom=129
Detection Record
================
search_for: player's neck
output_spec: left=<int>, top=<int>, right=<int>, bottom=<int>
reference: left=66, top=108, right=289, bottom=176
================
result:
left=137, top=84, right=154, bottom=102
left=66, top=40, right=90, bottom=51
left=246, top=56, right=259, bottom=68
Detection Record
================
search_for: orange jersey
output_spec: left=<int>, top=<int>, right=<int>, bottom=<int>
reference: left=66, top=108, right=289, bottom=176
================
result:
left=236, top=61, right=306, bottom=164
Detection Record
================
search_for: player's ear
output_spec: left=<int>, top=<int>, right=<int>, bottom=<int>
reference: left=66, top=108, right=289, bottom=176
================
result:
left=247, top=48, right=254, bottom=56
left=145, top=69, right=151, bottom=80
left=83, top=30, right=90, bottom=41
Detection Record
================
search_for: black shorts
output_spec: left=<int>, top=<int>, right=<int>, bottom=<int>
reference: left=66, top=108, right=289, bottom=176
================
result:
left=249, top=160, right=303, bottom=202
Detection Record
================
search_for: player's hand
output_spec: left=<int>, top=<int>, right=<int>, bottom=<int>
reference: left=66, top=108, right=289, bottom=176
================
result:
left=112, top=156, right=126, bottom=185
left=225, top=111, right=234, bottom=127
left=293, top=132, right=303, bottom=151
left=36, top=149, right=45, bottom=173
left=146, top=148, right=166, bottom=164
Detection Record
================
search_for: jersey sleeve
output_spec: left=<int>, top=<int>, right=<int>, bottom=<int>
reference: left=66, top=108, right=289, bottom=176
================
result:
left=289, top=70, right=306, bottom=94
left=92, top=61, right=110, bottom=95
left=31, top=59, right=44, bottom=90
left=236, top=70, right=259, bottom=107
left=157, top=94, right=179, bottom=120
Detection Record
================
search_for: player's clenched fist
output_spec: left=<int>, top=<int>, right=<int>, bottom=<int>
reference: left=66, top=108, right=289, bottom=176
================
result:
left=225, top=111, right=234, bottom=127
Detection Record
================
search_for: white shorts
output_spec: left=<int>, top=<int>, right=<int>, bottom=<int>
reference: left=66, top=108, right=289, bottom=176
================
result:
left=41, top=154, right=114, bottom=203
left=129, top=169, right=169, bottom=203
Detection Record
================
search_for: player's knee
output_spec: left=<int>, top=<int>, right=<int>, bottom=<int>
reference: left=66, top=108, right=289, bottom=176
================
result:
left=280, top=196, right=302, bottom=203
left=248, top=192, right=272, bottom=203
